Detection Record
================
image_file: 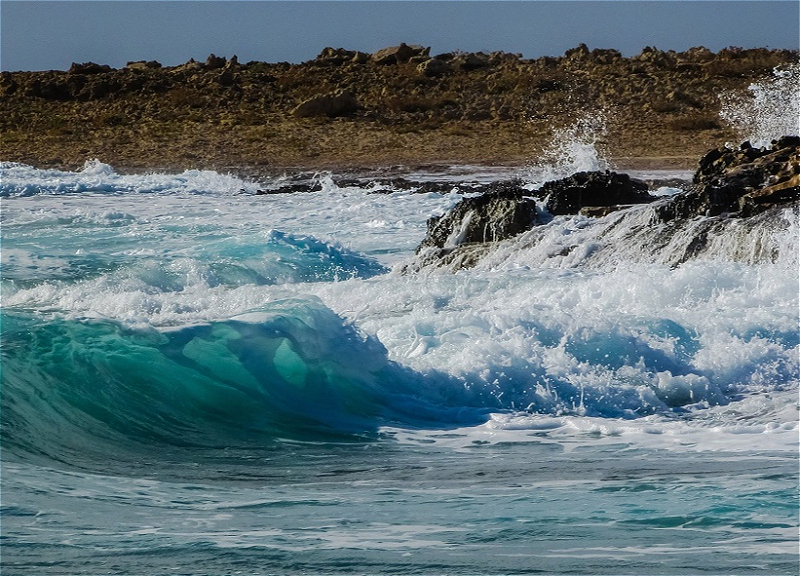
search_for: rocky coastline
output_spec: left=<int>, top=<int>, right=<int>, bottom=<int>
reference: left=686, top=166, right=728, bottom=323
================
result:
left=1, top=44, right=797, bottom=175
left=402, top=136, right=800, bottom=272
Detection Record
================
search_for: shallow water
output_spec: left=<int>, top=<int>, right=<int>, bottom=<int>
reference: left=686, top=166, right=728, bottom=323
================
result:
left=1, top=158, right=798, bottom=575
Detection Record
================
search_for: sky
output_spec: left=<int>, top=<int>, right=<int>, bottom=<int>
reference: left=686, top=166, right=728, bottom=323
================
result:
left=1, top=1, right=798, bottom=71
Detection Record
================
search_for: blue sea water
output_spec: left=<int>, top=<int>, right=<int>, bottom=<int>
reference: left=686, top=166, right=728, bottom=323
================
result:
left=1, top=154, right=797, bottom=575
left=2, top=79, right=800, bottom=574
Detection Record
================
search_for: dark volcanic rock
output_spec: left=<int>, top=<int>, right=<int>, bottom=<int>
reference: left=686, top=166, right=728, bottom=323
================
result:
left=255, top=183, right=323, bottom=194
left=537, top=171, right=654, bottom=215
left=204, top=54, right=228, bottom=70
left=404, top=182, right=538, bottom=271
left=404, top=173, right=657, bottom=271
left=656, top=136, right=800, bottom=220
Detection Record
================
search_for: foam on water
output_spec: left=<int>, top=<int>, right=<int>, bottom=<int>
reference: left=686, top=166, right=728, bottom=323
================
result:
left=0, top=159, right=264, bottom=197
left=2, top=128, right=798, bottom=574
left=472, top=202, right=799, bottom=270
left=3, top=159, right=797, bottom=444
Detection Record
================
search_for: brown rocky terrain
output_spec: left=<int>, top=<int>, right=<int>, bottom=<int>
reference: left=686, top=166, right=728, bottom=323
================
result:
left=1, top=44, right=797, bottom=176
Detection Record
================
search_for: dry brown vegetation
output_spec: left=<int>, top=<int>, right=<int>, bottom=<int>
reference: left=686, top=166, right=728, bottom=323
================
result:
left=1, top=44, right=796, bottom=175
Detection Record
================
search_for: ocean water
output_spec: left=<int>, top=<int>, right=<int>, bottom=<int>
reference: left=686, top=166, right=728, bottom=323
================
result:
left=2, top=155, right=798, bottom=575
left=2, top=71, right=799, bottom=573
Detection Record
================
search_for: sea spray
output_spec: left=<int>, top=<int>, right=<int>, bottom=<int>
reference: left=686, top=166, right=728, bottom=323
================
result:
left=524, top=114, right=611, bottom=187
left=719, top=61, right=800, bottom=146
left=473, top=202, right=799, bottom=270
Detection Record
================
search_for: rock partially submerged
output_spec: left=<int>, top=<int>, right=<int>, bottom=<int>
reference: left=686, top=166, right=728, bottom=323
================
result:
left=406, top=182, right=538, bottom=271
left=656, top=136, right=800, bottom=220
left=403, top=171, right=652, bottom=272
left=538, top=171, right=654, bottom=215
left=405, top=138, right=799, bottom=271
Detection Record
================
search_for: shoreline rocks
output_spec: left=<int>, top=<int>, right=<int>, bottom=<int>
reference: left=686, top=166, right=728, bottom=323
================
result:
left=655, top=136, right=800, bottom=220
left=538, top=171, right=653, bottom=215
left=404, top=138, right=799, bottom=271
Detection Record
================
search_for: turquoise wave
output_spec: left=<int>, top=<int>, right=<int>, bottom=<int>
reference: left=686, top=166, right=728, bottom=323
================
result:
left=3, top=294, right=796, bottom=471
left=0, top=300, right=491, bottom=468
left=2, top=231, right=388, bottom=305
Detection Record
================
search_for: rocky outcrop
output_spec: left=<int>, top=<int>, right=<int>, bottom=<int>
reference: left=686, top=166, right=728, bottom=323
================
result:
left=68, top=62, right=113, bottom=75
left=452, top=52, right=491, bottom=71
left=314, top=47, right=369, bottom=66
left=292, top=90, right=360, bottom=118
left=404, top=172, right=656, bottom=271
left=404, top=182, right=538, bottom=272
left=403, top=142, right=800, bottom=272
left=1, top=45, right=797, bottom=172
left=204, top=54, right=228, bottom=70
left=126, top=60, right=162, bottom=71
left=417, top=58, right=452, bottom=77
left=655, top=136, right=800, bottom=220
left=372, top=43, right=430, bottom=65
left=538, top=171, right=653, bottom=215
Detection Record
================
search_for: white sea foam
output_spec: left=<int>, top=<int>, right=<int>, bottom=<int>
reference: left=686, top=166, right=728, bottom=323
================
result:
left=386, top=387, right=799, bottom=453
left=473, top=203, right=799, bottom=270
left=2, top=159, right=797, bottom=445
left=0, top=159, right=265, bottom=197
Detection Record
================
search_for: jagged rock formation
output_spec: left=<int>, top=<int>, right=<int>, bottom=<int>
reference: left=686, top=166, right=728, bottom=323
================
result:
left=538, top=171, right=653, bottom=215
left=1, top=45, right=796, bottom=173
left=403, top=171, right=653, bottom=272
left=404, top=138, right=799, bottom=271
left=408, top=182, right=539, bottom=271
left=655, top=136, right=800, bottom=220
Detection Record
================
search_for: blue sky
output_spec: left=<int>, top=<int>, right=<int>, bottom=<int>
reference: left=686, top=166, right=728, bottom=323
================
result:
left=1, top=1, right=798, bottom=71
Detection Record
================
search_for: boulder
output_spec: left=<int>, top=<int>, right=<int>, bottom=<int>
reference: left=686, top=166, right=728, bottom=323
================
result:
left=315, top=47, right=357, bottom=66
left=417, top=58, right=452, bottom=77
left=126, top=60, right=162, bottom=71
left=453, top=52, right=490, bottom=71
left=204, top=54, right=227, bottom=70
left=656, top=136, right=800, bottom=220
left=292, top=90, right=360, bottom=118
left=681, top=46, right=714, bottom=63
left=405, top=182, right=538, bottom=271
left=536, top=171, right=653, bottom=215
left=172, top=58, right=203, bottom=73
left=372, top=43, right=429, bottom=65
left=565, top=44, right=591, bottom=61
left=68, top=62, right=113, bottom=74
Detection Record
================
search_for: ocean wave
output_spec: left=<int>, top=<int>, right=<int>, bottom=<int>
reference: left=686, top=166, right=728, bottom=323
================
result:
left=0, top=159, right=264, bottom=197
left=0, top=301, right=490, bottom=466
left=4, top=286, right=796, bottom=470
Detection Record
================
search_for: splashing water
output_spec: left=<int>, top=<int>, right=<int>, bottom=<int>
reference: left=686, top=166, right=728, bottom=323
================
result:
left=525, top=114, right=611, bottom=187
left=719, top=62, right=800, bottom=147
left=2, top=155, right=798, bottom=575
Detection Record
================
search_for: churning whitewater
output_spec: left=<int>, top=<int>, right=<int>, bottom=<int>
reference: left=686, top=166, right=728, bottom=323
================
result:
left=2, top=66, right=799, bottom=574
